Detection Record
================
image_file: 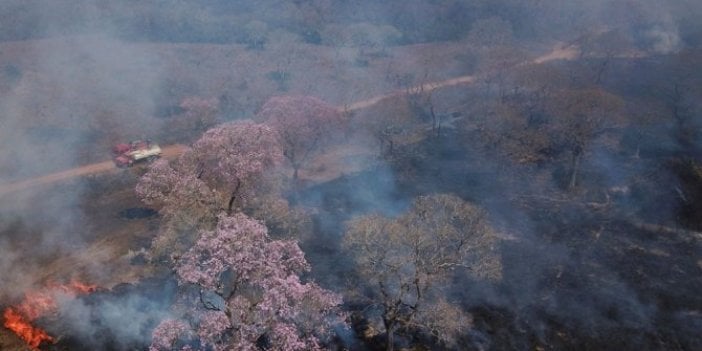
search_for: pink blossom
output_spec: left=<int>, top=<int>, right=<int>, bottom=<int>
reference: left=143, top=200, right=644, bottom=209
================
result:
left=137, top=120, right=282, bottom=216
left=256, top=95, right=344, bottom=179
left=197, top=310, right=231, bottom=351
left=149, top=319, right=190, bottom=351
left=174, top=213, right=344, bottom=349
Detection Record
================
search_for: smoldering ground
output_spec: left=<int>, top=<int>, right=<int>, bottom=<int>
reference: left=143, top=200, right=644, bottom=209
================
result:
left=0, top=32, right=164, bottom=298
left=296, top=119, right=701, bottom=349
left=49, top=276, right=177, bottom=351
left=0, top=4, right=169, bottom=348
left=0, top=0, right=701, bottom=350
left=294, top=39, right=702, bottom=345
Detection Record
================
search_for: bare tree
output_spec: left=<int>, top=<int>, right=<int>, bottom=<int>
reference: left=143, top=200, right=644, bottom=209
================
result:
left=343, top=194, right=501, bottom=351
left=477, top=84, right=624, bottom=190
left=578, top=29, right=635, bottom=84
left=478, top=46, right=529, bottom=101
left=357, top=94, right=419, bottom=156
left=546, top=88, right=625, bottom=189
left=660, top=52, right=702, bottom=155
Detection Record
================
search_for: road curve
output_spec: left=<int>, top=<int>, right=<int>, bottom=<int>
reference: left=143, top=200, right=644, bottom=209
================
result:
left=0, top=45, right=579, bottom=198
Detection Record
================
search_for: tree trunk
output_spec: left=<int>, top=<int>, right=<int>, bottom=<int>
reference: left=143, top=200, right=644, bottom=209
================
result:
left=384, top=321, right=395, bottom=351
left=429, top=102, right=438, bottom=138
left=227, top=195, right=236, bottom=215
left=569, top=150, right=582, bottom=190
left=226, top=179, right=242, bottom=215
left=594, top=58, right=609, bottom=85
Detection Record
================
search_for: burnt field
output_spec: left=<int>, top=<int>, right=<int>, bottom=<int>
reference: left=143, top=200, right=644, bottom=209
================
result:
left=297, top=125, right=702, bottom=350
left=1, top=1, right=702, bottom=350
left=3, top=122, right=700, bottom=351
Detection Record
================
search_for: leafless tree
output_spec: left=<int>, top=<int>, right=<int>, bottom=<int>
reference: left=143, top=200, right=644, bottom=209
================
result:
left=578, top=29, right=635, bottom=84
left=546, top=88, right=625, bottom=189
left=343, top=194, right=501, bottom=351
left=478, top=84, right=624, bottom=190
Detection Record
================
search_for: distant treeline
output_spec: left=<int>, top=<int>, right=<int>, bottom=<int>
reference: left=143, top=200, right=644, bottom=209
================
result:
left=1, top=0, right=699, bottom=47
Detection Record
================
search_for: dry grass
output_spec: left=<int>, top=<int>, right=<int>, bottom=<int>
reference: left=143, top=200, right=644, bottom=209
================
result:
left=0, top=35, right=578, bottom=347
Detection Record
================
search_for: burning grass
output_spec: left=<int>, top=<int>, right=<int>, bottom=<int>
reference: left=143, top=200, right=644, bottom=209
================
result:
left=2, top=281, right=97, bottom=350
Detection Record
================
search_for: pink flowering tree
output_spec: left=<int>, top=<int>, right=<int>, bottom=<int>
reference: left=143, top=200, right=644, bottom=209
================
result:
left=149, top=319, right=192, bottom=351
left=183, top=119, right=283, bottom=214
left=176, top=96, right=220, bottom=134
left=255, top=95, right=344, bottom=180
left=136, top=120, right=283, bottom=258
left=180, top=96, right=219, bottom=115
left=138, top=120, right=282, bottom=214
left=149, top=213, right=344, bottom=351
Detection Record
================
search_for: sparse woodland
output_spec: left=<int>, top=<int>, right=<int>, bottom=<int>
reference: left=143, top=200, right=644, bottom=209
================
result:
left=0, top=1, right=701, bottom=351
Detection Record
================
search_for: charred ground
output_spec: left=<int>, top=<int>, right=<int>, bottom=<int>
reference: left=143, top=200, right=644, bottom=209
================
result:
left=1, top=1, right=702, bottom=350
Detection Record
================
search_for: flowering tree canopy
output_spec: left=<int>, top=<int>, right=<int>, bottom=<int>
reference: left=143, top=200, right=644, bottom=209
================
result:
left=149, top=319, right=192, bottom=351
left=175, top=96, right=220, bottom=133
left=255, top=95, right=344, bottom=180
left=138, top=120, right=282, bottom=212
left=136, top=120, right=283, bottom=258
left=150, top=213, right=343, bottom=351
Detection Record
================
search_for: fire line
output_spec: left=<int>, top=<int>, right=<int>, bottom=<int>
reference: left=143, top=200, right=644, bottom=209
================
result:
left=2, top=281, right=98, bottom=350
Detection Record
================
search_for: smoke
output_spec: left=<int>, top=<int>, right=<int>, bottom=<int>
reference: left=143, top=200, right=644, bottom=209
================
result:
left=0, top=0, right=700, bottom=349
left=0, top=0, right=164, bottom=313
left=646, top=25, right=682, bottom=54
left=55, top=277, right=178, bottom=350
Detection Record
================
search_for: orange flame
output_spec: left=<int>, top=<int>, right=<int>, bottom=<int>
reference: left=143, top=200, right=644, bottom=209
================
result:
left=3, top=280, right=98, bottom=350
left=3, top=308, right=54, bottom=349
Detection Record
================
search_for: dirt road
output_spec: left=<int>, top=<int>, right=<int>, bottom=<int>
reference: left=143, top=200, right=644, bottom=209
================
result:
left=0, top=144, right=187, bottom=197
left=342, top=44, right=578, bottom=112
left=0, top=44, right=580, bottom=198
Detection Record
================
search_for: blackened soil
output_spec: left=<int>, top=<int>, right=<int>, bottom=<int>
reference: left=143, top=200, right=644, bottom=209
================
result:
left=297, top=129, right=702, bottom=350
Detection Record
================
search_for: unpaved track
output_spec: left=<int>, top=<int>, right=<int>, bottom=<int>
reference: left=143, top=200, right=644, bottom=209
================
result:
left=0, top=144, right=187, bottom=197
left=342, top=44, right=578, bottom=112
left=0, top=44, right=579, bottom=198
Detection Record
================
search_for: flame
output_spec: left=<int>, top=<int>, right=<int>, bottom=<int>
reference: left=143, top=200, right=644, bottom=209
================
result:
left=45, top=280, right=98, bottom=297
left=3, top=280, right=98, bottom=350
left=2, top=308, right=53, bottom=349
